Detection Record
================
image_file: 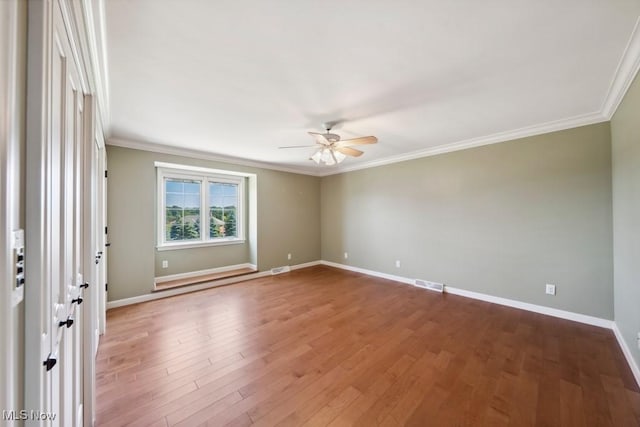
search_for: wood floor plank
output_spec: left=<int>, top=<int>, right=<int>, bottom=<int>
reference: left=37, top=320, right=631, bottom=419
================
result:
left=96, top=266, right=640, bottom=426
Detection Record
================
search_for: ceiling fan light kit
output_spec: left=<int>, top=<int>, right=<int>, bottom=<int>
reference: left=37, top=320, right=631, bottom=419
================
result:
left=280, top=122, right=378, bottom=166
left=311, top=146, right=346, bottom=165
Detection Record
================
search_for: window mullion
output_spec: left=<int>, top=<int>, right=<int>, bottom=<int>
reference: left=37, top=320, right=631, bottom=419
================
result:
left=202, top=177, right=209, bottom=241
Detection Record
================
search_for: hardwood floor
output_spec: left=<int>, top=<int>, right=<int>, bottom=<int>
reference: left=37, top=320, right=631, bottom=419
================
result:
left=95, top=266, right=640, bottom=426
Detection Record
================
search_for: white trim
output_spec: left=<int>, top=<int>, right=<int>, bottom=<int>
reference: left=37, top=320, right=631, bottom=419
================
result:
left=320, top=260, right=415, bottom=285
left=108, top=271, right=270, bottom=309
left=104, top=17, right=640, bottom=179
left=156, top=238, right=245, bottom=251
left=108, top=110, right=607, bottom=178
left=154, top=263, right=256, bottom=284
left=156, top=164, right=246, bottom=248
left=612, top=323, right=640, bottom=388
left=81, top=0, right=110, bottom=131
left=317, top=111, right=607, bottom=176
left=57, top=0, right=89, bottom=93
left=602, top=17, right=640, bottom=119
left=25, top=0, right=51, bottom=415
left=154, top=161, right=255, bottom=178
left=1, top=0, right=25, bottom=417
left=319, top=261, right=614, bottom=329
left=290, top=260, right=322, bottom=271
left=107, top=261, right=323, bottom=309
left=108, top=137, right=321, bottom=176
left=443, top=286, right=613, bottom=329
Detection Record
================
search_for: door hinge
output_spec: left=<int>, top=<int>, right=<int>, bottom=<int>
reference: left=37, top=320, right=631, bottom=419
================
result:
left=104, top=170, right=108, bottom=178
left=105, top=283, right=108, bottom=292
left=105, top=226, right=108, bottom=235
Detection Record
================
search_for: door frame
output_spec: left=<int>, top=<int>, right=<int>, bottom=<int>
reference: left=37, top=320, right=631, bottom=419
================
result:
left=0, top=0, right=27, bottom=420
left=24, top=0, right=54, bottom=417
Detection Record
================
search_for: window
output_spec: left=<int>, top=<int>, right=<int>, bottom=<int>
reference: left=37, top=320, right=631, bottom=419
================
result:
left=156, top=163, right=245, bottom=249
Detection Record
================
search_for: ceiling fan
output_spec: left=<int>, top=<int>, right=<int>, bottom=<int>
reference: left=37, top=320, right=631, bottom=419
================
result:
left=279, top=123, right=378, bottom=166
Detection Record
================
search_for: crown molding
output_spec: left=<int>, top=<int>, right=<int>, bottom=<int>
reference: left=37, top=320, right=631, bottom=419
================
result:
left=81, top=0, right=110, bottom=134
left=108, top=108, right=608, bottom=179
left=601, top=16, right=640, bottom=119
left=102, top=18, right=640, bottom=177
left=317, top=111, right=607, bottom=176
left=107, top=137, right=323, bottom=176
left=99, top=14, right=640, bottom=178
left=102, top=18, right=640, bottom=178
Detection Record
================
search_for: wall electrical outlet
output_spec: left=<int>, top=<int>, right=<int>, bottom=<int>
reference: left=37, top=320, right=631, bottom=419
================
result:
left=637, top=332, right=640, bottom=350
left=545, top=283, right=556, bottom=295
left=162, top=260, right=168, bottom=269
left=395, top=260, right=401, bottom=268
left=344, top=252, right=348, bottom=259
left=287, top=253, right=291, bottom=260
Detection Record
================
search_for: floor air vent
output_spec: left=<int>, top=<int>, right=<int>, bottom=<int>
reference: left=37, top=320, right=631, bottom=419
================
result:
left=271, top=266, right=291, bottom=275
left=415, top=279, right=444, bottom=293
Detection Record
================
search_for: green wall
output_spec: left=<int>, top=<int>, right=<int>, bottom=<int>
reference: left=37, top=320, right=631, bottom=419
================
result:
left=611, top=72, right=640, bottom=370
left=321, top=123, right=614, bottom=319
left=108, top=122, right=619, bottom=322
left=106, top=146, right=321, bottom=301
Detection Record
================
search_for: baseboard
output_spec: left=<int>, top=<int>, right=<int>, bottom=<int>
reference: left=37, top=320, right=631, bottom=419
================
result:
left=320, top=260, right=415, bottom=285
left=108, top=269, right=270, bottom=309
left=319, top=260, right=613, bottom=329
left=154, top=263, right=257, bottom=284
left=290, top=260, right=322, bottom=271
left=445, top=286, right=613, bottom=329
left=107, top=261, right=320, bottom=309
left=612, top=323, right=640, bottom=388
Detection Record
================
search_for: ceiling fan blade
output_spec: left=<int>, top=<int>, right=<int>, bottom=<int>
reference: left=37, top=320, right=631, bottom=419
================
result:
left=338, top=136, right=378, bottom=146
left=336, top=146, right=364, bottom=157
left=308, top=132, right=330, bottom=145
left=278, top=145, right=317, bottom=149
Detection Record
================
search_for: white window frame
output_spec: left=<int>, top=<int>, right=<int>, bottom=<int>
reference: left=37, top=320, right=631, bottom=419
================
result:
left=156, top=162, right=246, bottom=250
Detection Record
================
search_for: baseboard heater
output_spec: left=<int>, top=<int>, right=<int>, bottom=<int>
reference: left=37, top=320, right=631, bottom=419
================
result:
left=271, top=266, right=291, bottom=275
left=414, top=279, right=444, bottom=293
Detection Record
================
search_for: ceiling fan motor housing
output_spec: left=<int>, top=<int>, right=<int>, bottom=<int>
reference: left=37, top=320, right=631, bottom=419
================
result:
left=324, top=133, right=341, bottom=143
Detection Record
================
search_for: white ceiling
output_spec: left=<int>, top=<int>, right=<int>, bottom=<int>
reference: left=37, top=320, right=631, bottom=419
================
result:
left=105, top=0, right=640, bottom=175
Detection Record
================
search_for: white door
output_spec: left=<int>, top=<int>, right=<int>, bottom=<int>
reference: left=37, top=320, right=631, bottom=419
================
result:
left=97, top=144, right=108, bottom=334
left=25, top=1, right=92, bottom=425
left=82, top=96, right=99, bottom=427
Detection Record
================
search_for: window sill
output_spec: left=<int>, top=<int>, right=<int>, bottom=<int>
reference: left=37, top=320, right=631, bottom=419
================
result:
left=156, top=239, right=246, bottom=251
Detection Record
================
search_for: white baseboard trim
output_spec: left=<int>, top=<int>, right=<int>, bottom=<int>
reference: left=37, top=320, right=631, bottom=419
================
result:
left=154, top=263, right=256, bottom=284
left=612, top=323, right=640, bottom=388
left=444, top=286, right=613, bottom=329
left=319, top=260, right=613, bottom=329
left=320, top=260, right=415, bottom=285
left=108, top=270, right=270, bottom=309
left=290, top=260, right=322, bottom=271
left=107, top=261, right=322, bottom=309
